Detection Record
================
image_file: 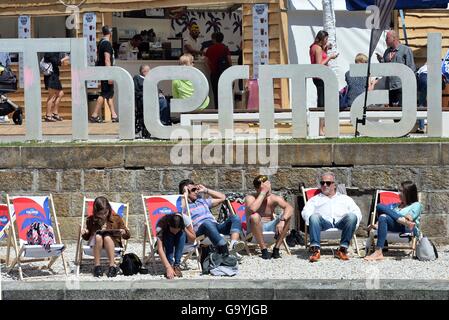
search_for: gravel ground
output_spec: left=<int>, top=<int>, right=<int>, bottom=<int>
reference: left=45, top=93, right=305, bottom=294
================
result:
left=1, top=241, right=449, bottom=281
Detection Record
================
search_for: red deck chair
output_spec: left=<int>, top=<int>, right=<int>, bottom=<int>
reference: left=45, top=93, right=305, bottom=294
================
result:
left=74, top=197, right=129, bottom=276
left=365, top=190, right=418, bottom=257
left=228, top=199, right=291, bottom=255
left=142, top=194, right=201, bottom=272
left=6, top=194, right=67, bottom=280
left=301, top=187, right=361, bottom=256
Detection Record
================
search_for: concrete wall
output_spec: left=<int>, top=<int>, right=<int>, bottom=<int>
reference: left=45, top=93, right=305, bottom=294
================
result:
left=0, top=143, right=448, bottom=243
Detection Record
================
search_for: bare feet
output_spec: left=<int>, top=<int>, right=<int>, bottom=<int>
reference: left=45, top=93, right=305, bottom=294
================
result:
left=364, top=250, right=384, bottom=261
left=397, top=217, right=415, bottom=230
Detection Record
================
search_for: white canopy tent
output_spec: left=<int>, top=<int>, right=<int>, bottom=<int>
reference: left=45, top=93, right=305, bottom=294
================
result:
left=287, top=0, right=387, bottom=107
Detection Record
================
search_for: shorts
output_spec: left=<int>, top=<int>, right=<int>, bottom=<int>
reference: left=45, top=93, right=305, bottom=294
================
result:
left=247, top=215, right=280, bottom=232
left=100, top=80, right=114, bottom=99
left=262, top=216, right=281, bottom=232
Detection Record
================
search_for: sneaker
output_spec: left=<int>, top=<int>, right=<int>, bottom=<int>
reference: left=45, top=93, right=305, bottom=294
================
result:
left=232, top=251, right=243, bottom=262
left=93, top=265, right=103, bottom=277
left=261, top=248, right=271, bottom=260
left=309, top=247, right=321, bottom=263
left=271, top=247, right=281, bottom=259
left=230, top=241, right=245, bottom=255
left=173, top=265, right=183, bottom=278
left=107, top=266, right=118, bottom=278
left=335, top=247, right=350, bottom=261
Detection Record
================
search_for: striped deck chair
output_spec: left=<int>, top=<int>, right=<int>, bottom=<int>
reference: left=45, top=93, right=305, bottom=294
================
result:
left=365, top=190, right=418, bottom=257
left=228, top=199, right=290, bottom=255
left=301, top=187, right=361, bottom=256
left=142, top=194, right=201, bottom=273
left=74, top=197, right=129, bottom=276
left=6, top=194, right=67, bottom=281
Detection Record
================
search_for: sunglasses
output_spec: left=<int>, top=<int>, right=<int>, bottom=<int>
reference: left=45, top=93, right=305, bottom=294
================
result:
left=320, top=181, right=334, bottom=186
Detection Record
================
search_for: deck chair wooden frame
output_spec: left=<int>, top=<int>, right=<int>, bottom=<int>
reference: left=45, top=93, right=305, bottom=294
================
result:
left=0, top=204, right=12, bottom=265
left=6, top=194, right=68, bottom=281
left=301, top=187, right=361, bottom=257
left=227, top=199, right=291, bottom=255
left=74, top=197, right=129, bottom=276
left=365, top=190, right=418, bottom=257
left=141, top=194, right=202, bottom=273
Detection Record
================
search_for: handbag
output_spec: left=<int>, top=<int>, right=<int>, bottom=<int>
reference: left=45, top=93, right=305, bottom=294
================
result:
left=416, top=236, right=438, bottom=261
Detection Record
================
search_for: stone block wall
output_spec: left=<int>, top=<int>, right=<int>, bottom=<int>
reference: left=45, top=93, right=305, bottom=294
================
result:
left=0, top=143, right=448, bottom=244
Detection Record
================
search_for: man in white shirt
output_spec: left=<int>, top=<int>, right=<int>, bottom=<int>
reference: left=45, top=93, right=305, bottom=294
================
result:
left=118, top=34, right=143, bottom=60
left=301, top=172, right=361, bottom=262
left=183, top=23, right=202, bottom=58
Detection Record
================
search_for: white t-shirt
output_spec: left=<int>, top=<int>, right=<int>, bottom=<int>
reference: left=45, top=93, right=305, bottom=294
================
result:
left=301, top=192, right=362, bottom=226
left=118, top=41, right=138, bottom=60
left=183, top=34, right=201, bottom=55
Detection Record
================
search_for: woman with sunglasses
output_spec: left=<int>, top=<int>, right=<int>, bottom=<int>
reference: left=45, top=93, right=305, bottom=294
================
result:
left=365, top=181, right=422, bottom=261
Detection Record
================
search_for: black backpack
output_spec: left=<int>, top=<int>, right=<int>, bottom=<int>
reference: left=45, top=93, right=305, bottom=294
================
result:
left=120, top=253, right=142, bottom=276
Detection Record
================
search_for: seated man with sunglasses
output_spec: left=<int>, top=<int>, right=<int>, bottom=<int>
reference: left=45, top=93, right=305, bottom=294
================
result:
left=245, top=175, right=293, bottom=259
left=301, top=172, right=362, bottom=262
left=179, top=179, right=245, bottom=257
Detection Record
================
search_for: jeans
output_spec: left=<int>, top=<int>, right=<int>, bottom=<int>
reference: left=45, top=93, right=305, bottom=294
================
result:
left=313, top=78, right=325, bottom=108
left=197, top=215, right=242, bottom=247
left=159, top=96, right=171, bottom=125
left=375, top=204, right=415, bottom=249
left=163, top=230, right=186, bottom=266
left=309, top=213, right=358, bottom=249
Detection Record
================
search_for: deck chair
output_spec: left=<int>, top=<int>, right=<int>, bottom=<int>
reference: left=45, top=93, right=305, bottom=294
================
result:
left=142, top=194, right=201, bottom=273
left=227, top=199, right=290, bottom=255
left=0, top=204, right=12, bottom=264
left=74, top=197, right=129, bottom=276
left=6, top=194, right=68, bottom=280
left=301, top=187, right=361, bottom=256
left=365, top=190, right=418, bottom=257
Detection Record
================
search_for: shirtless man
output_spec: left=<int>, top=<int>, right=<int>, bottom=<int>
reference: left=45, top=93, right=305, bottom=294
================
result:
left=245, top=175, right=293, bottom=259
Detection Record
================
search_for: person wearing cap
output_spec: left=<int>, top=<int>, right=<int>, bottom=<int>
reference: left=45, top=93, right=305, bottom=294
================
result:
left=183, top=23, right=202, bottom=58
left=301, top=172, right=362, bottom=262
left=245, top=175, right=293, bottom=259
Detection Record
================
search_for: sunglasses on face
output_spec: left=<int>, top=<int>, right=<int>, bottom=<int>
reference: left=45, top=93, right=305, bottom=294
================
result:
left=320, top=181, right=334, bottom=187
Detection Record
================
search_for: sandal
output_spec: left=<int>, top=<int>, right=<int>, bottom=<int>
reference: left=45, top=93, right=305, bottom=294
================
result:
left=44, top=115, right=56, bottom=122
left=52, top=113, right=63, bottom=121
left=112, top=116, right=119, bottom=123
left=89, top=115, right=103, bottom=123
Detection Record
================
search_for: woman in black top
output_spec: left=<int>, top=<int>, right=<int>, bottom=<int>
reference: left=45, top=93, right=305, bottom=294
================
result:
left=43, top=52, right=69, bottom=122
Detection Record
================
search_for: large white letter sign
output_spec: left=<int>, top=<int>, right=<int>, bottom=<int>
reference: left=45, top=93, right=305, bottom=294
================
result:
left=350, top=63, right=417, bottom=137
left=144, top=66, right=209, bottom=139
left=258, top=64, right=340, bottom=138
left=218, top=65, right=249, bottom=136
left=71, top=38, right=135, bottom=140
left=0, top=39, right=71, bottom=140
left=427, top=33, right=443, bottom=137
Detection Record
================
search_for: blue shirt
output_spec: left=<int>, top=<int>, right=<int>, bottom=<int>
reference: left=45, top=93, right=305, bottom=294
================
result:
left=391, top=202, right=423, bottom=234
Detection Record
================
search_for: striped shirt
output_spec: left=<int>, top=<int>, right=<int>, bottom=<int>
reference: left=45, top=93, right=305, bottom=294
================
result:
left=186, top=197, right=216, bottom=232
